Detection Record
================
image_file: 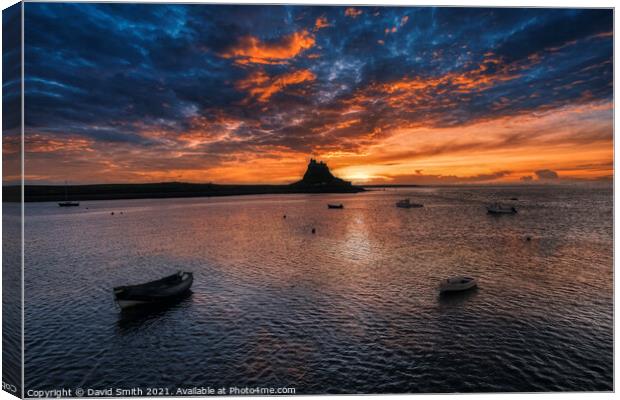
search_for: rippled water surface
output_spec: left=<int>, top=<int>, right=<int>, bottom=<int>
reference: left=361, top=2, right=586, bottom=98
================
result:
left=24, top=185, right=613, bottom=393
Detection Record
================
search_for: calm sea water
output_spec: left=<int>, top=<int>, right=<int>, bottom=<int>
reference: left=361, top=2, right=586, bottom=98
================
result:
left=23, top=185, right=612, bottom=393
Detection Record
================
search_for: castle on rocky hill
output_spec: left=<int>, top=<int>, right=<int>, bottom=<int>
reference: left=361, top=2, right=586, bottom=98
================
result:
left=290, top=159, right=363, bottom=193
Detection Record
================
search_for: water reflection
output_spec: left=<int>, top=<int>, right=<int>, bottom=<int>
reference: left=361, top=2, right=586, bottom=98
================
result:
left=438, top=287, right=479, bottom=308
left=116, top=291, right=193, bottom=333
left=23, top=186, right=613, bottom=392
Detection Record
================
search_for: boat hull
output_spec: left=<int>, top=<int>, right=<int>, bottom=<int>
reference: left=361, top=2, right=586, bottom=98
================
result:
left=486, top=203, right=517, bottom=214
left=439, top=277, right=477, bottom=293
left=396, top=203, right=423, bottom=208
left=58, top=202, right=80, bottom=207
left=116, top=299, right=154, bottom=309
left=487, top=208, right=516, bottom=214
left=114, top=272, right=193, bottom=310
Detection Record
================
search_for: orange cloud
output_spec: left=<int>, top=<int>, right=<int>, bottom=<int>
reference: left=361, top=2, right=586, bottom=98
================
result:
left=314, top=16, right=330, bottom=30
left=176, top=114, right=253, bottom=148
left=326, top=100, right=612, bottom=184
left=334, top=118, right=361, bottom=130
left=220, top=30, right=315, bottom=65
left=25, top=133, right=94, bottom=154
left=592, top=31, right=613, bottom=39
left=20, top=99, right=612, bottom=185
left=235, top=69, right=316, bottom=102
left=350, top=53, right=525, bottom=110
left=2, top=134, right=21, bottom=155
left=384, top=16, right=409, bottom=35
left=344, top=8, right=363, bottom=18
left=385, top=26, right=398, bottom=34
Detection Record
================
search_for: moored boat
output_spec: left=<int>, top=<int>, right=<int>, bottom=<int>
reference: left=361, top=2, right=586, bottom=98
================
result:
left=439, top=276, right=477, bottom=293
left=328, top=204, right=344, bottom=209
left=396, top=198, right=423, bottom=208
left=58, top=201, right=80, bottom=207
left=58, top=181, right=80, bottom=207
left=487, top=202, right=517, bottom=214
left=113, top=271, right=193, bottom=309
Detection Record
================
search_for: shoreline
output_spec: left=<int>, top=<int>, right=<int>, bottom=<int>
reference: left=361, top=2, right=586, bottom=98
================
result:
left=2, top=182, right=608, bottom=203
left=3, top=183, right=367, bottom=203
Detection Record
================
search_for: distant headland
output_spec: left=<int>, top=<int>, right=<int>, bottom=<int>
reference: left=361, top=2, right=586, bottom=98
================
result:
left=3, top=159, right=365, bottom=202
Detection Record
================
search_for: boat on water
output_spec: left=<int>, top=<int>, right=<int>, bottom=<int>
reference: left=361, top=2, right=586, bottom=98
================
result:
left=113, top=271, right=193, bottom=310
left=328, top=204, right=344, bottom=209
left=439, top=276, right=477, bottom=293
left=58, top=181, right=80, bottom=207
left=396, top=198, right=423, bottom=208
left=58, top=201, right=80, bottom=207
left=487, top=202, right=517, bottom=214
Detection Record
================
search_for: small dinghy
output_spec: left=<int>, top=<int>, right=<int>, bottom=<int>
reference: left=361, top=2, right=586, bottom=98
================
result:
left=439, top=276, right=477, bottom=293
left=487, top=202, right=517, bottom=214
left=328, top=204, right=344, bottom=209
left=396, top=198, right=423, bottom=208
left=58, top=201, right=80, bottom=207
left=113, top=271, right=193, bottom=310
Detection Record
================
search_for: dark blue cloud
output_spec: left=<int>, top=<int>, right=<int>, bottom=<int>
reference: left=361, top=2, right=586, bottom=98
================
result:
left=3, top=3, right=21, bottom=133
left=22, top=4, right=613, bottom=155
left=493, top=9, right=612, bottom=63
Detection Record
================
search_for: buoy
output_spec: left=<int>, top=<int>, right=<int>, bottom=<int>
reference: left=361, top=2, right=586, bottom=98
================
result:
left=526, top=236, right=531, bottom=241
left=111, top=212, right=114, bottom=215
left=283, top=215, right=286, bottom=219
left=311, top=228, right=316, bottom=234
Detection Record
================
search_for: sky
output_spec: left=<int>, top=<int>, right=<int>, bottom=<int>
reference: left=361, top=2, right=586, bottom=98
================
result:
left=6, top=4, right=614, bottom=184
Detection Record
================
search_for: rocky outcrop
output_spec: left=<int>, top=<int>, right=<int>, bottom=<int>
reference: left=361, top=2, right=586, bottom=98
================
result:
left=290, top=159, right=364, bottom=193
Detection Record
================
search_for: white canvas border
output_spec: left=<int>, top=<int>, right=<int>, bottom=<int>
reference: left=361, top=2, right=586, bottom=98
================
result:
left=0, top=1, right=615, bottom=400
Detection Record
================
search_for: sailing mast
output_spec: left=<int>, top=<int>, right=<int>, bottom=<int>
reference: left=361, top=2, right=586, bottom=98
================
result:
left=58, top=181, right=79, bottom=207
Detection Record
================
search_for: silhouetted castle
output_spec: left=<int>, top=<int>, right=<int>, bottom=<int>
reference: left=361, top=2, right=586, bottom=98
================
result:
left=290, top=159, right=363, bottom=192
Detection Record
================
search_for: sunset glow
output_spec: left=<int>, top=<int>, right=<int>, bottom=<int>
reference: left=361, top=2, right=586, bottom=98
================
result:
left=12, top=5, right=612, bottom=185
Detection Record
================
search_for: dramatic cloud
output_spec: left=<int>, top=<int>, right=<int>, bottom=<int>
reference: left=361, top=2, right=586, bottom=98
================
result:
left=18, top=4, right=613, bottom=184
left=314, top=16, right=330, bottom=30
left=220, top=30, right=315, bottom=65
left=235, top=69, right=316, bottom=102
left=344, top=8, right=363, bottom=18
